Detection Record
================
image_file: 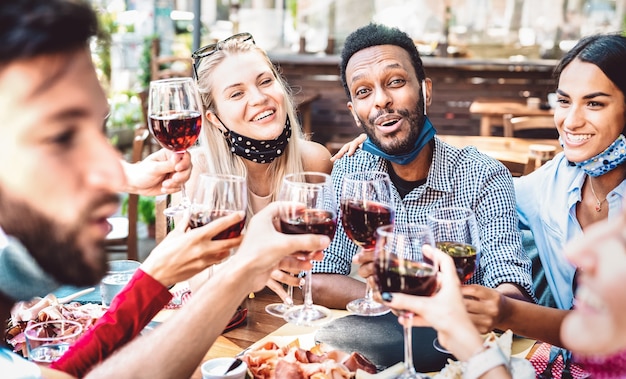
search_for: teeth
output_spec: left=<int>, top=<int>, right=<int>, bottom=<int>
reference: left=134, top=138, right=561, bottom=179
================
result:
left=567, top=133, right=592, bottom=142
left=253, top=110, right=274, bottom=121
left=574, top=285, right=607, bottom=312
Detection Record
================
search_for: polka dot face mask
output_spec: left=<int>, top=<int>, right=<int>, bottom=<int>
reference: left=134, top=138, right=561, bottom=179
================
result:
left=221, top=118, right=292, bottom=164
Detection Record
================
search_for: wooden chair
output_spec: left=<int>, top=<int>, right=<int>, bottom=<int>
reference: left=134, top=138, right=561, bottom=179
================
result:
left=150, top=38, right=193, bottom=81
left=104, top=128, right=150, bottom=261
left=502, top=114, right=558, bottom=138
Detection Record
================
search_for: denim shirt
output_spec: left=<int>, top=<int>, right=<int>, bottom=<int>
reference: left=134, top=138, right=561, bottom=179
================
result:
left=515, top=152, right=626, bottom=309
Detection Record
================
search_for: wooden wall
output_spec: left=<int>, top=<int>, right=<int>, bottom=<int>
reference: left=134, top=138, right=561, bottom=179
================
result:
left=270, top=54, right=558, bottom=146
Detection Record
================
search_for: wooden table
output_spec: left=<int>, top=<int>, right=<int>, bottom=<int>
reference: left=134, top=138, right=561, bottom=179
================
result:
left=439, top=134, right=561, bottom=166
left=469, top=98, right=553, bottom=136
left=440, top=134, right=562, bottom=176
left=182, top=288, right=287, bottom=379
left=168, top=286, right=536, bottom=378
left=294, top=93, right=321, bottom=137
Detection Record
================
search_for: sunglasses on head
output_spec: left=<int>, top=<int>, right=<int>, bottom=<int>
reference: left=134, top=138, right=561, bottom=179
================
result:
left=192, top=32, right=255, bottom=80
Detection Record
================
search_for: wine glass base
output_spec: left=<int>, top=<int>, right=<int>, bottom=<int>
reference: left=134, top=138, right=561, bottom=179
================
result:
left=432, top=337, right=451, bottom=355
left=397, top=370, right=431, bottom=379
left=265, top=302, right=292, bottom=318
left=283, top=304, right=332, bottom=327
left=346, top=298, right=391, bottom=316
left=163, top=204, right=187, bottom=217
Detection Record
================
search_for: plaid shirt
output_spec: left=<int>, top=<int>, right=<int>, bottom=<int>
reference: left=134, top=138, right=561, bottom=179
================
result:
left=314, top=137, right=535, bottom=299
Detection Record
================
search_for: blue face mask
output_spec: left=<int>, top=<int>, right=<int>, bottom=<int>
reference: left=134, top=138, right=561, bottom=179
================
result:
left=362, top=116, right=437, bottom=165
left=574, top=134, right=626, bottom=177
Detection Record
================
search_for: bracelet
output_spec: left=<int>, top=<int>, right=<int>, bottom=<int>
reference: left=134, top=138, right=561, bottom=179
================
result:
left=463, top=345, right=508, bottom=379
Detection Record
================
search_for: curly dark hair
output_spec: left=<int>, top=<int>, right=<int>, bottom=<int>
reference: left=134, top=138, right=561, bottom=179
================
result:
left=340, top=23, right=425, bottom=99
left=0, top=0, right=98, bottom=69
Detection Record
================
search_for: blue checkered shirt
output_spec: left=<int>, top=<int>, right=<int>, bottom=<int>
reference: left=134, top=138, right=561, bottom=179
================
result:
left=313, top=137, right=535, bottom=299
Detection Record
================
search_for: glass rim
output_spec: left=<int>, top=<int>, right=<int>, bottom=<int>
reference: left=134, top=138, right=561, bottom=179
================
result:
left=428, top=206, right=475, bottom=222
left=24, top=320, right=83, bottom=341
left=198, top=173, right=246, bottom=183
left=343, top=170, right=391, bottom=182
left=149, top=77, right=194, bottom=85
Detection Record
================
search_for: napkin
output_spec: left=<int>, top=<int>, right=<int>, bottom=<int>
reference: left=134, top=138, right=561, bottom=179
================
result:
left=528, top=343, right=590, bottom=379
left=315, top=312, right=452, bottom=373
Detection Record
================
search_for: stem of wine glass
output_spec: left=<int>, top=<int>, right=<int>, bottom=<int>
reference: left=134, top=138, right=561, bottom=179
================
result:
left=363, top=282, right=375, bottom=302
left=402, top=311, right=417, bottom=376
left=302, top=268, right=314, bottom=309
left=177, top=151, right=190, bottom=207
left=285, top=284, right=294, bottom=306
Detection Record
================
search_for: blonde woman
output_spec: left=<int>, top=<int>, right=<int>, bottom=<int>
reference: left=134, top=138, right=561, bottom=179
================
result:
left=188, top=33, right=332, bottom=298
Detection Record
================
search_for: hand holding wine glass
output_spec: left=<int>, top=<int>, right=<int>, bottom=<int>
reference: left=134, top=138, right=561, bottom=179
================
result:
left=148, top=77, right=202, bottom=216
left=278, top=172, right=337, bottom=327
left=427, top=206, right=481, bottom=354
left=341, top=171, right=395, bottom=316
left=373, top=224, right=438, bottom=379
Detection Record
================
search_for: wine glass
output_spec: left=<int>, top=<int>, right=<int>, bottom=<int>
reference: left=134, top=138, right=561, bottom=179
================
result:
left=427, top=206, right=481, bottom=354
left=188, top=173, right=247, bottom=240
left=341, top=171, right=395, bottom=316
left=373, top=223, right=438, bottom=379
left=279, top=172, right=337, bottom=327
left=148, top=77, right=202, bottom=216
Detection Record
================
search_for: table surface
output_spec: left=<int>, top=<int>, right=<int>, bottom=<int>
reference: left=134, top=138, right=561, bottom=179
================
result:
left=469, top=98, right=554, bottom=117
left=469, top=97, right=554, bottom=136
left=438, top=134, right=562, bottom=165
left=163, top=287, right=536, bottom=379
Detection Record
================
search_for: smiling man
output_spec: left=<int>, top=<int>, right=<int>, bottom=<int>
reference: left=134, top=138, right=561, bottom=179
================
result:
left=311, top=23, right=535, bottom=309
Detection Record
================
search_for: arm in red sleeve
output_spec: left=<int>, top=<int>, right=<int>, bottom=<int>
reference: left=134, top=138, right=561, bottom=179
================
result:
left=51, top=268, right=172, bottom=377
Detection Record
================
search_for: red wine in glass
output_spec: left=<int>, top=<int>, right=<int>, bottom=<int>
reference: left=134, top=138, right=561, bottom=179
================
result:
left=341, top=200, right=394, bottom=249
left=189, top=209, right=246, bottom=240
left=374, top=257, right=438, bottom=296
left=373, top=224, right=436, bottom=379
left=280, top=209, right=337, bottom=239
left=149, top=110, right=201, bottom=152
left=148, top=77, right=203, bottom=216
left=275, top=172, right=336, bottom=326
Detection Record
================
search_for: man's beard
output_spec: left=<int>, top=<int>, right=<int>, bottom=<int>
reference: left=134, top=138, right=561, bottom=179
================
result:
left=360, top=97, right=425, bottom=155
left=0, top=187, right=116, bottom=287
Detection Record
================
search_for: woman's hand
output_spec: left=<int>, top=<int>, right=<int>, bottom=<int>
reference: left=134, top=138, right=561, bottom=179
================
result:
left=376, top=245, right=485, bottom=361
left=230, top=202, right=331, bottom=293
left=122, top=149, right=192, bottom=196
left=330, top=133, right=367, bottom=162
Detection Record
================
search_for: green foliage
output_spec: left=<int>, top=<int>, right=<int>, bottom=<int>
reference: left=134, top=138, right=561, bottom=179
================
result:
left=122, top=195, right=156, bottom=225
left=107, top=90, right=143, bottom=130
left=94, top=11, right=117, bottom=87
left=138, top=35, right=157, bottom=90
left=138, top=196, right=156, bottom=225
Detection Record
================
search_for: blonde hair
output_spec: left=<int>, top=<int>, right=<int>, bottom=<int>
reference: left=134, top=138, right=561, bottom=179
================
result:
left=193, top=37, right=306, bottom=221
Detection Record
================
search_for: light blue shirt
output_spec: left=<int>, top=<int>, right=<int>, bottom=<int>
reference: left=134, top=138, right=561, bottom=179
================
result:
left=0, top=347, right=41, bottom=378
left=515, top=152, right=626, bottom=309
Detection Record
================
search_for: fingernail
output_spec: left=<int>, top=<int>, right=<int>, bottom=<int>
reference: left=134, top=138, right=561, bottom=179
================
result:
left=381, top=292, right=393, bottom=302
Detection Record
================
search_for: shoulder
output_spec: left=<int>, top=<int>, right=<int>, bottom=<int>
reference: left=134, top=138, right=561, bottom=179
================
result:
left=301, top=140, right=333, bottom=174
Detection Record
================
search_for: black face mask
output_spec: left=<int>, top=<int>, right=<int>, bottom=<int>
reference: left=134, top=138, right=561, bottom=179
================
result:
left=219, top=117, right=292, bottom=164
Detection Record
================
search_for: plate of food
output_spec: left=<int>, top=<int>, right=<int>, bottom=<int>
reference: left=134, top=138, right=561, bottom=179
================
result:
left=5, top=291, right=106, bottom=357
left=239, top=338, right=378, bottom=379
